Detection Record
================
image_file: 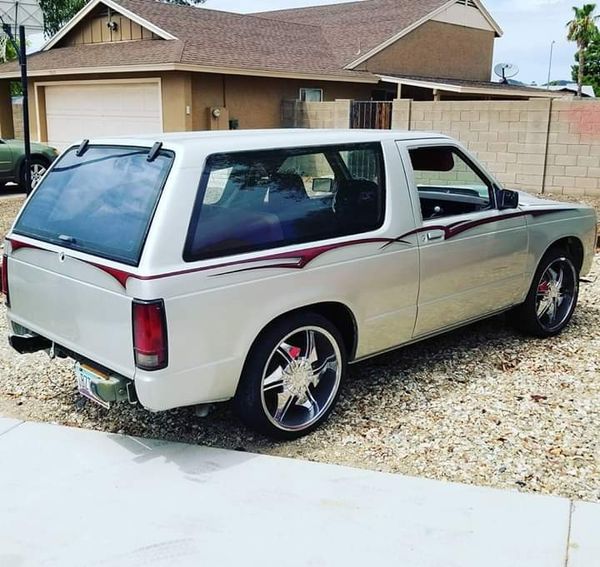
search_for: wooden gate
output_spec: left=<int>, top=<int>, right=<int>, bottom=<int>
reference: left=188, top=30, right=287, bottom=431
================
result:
left=350, top=101, right=393, bottom=129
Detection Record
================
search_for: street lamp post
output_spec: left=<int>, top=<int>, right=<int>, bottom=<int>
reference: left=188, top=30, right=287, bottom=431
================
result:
left=1, top=22, right=31, bottom=194
left=547, top=40, right=556, bottom=89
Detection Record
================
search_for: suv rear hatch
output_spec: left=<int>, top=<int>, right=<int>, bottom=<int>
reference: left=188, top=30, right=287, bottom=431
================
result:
left=5, top=143, right=173, bottom=377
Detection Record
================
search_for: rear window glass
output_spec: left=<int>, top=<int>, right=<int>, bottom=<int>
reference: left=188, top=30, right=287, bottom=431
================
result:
left=184, top=142, right=385, bottom=262
left=13, top=145, right=173, bottom=266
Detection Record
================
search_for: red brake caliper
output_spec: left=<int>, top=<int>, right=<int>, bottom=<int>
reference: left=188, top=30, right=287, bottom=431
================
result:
left=289, top=346, right=302, bottom=359
left=538, top=281, right=549, bottom=293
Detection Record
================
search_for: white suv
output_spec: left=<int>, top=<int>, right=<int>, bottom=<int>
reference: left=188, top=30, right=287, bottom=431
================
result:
left=2, top=130, right=597, bottom=438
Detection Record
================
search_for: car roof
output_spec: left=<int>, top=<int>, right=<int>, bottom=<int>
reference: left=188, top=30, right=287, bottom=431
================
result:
left=78, top=129, right=451, bottom=154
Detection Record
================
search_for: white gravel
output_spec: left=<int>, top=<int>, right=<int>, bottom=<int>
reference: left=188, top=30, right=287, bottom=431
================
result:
left=1, top=197, right=598, bottom=503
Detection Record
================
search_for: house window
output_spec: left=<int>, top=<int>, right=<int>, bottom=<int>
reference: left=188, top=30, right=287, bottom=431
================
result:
left=299, top=88, right=323, bottom=102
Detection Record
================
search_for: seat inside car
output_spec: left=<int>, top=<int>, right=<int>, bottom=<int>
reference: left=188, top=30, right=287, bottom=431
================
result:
left=265, top=172, right=313, bottom=239
left=334, top=178, right=381, bottom=229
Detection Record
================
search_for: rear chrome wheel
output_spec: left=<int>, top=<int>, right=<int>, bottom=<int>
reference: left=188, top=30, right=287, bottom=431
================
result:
left=261, top=326, right=342, bottom=432
left=234, top=313, right=347, bottom=439
left=510, top=248, right=579, bottom=337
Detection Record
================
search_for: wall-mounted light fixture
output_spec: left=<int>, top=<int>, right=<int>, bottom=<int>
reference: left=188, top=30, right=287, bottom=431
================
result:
left=107, top=20, right=119, bottom=31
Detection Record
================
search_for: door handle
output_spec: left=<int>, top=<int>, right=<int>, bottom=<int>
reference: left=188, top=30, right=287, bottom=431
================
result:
left=426, top=230, right=445, bottom=241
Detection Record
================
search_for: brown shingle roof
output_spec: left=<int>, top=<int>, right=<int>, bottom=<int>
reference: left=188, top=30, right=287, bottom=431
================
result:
left=255, top=0, right=451, bottom=67
left=0, top=0, right=453, bottom=79
left=4, top=39, right=185, bottom=73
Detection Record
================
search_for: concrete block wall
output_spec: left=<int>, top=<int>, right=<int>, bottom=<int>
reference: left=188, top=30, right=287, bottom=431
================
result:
left=285, top=97, right=600, bottom=197
left=282, top=99, right=350, bottom=129
left=544, top=101, right=600, bottom=197
left=394, top=99, right=554, bottom=194
left=11, top=100, right=23, bottom=140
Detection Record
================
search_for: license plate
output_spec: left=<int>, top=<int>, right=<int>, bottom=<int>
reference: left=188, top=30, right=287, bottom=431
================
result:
left=75, top=363, right=111, bottom=409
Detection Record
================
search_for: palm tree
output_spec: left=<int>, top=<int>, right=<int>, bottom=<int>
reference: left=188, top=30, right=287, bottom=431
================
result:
left=567, top=4, right=600, bottom=97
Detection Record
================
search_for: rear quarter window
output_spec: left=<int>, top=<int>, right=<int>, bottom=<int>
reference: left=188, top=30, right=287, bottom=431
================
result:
left=13, top=145, right=174, bottom=266
left=184, top=142, right=386, bottom=262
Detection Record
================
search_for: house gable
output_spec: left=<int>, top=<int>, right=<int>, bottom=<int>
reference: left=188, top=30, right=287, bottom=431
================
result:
left=354, top=20, right=495, bottom=81
left=43, top=0, right=176, bottom=51
left=432, top=0, right=496, bottom=33
left=56, top=4, right=160, bottom=47
left=344, top=0, right=502, bottom=69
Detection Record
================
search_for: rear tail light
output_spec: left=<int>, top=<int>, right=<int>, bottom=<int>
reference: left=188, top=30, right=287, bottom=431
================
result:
left=132, top=299, right=168, bottom=371
left=1, top=254, right=9, bottom=307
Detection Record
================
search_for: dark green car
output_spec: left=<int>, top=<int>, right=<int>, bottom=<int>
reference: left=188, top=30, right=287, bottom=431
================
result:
left=0, top=139, right=59, bottom=190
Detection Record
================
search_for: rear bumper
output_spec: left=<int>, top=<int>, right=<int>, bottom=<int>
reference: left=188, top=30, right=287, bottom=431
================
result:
left=7, top=321, right=242, bottom=412
left=8, top=329, right=138, bottom=406
left=134, top=359, right=242, bottom=411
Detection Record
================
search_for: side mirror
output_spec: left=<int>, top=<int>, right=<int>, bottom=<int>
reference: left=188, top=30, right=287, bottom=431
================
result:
left=497, top=188, right=519, bottom=210
left=312, top=177, right=333, bottom=194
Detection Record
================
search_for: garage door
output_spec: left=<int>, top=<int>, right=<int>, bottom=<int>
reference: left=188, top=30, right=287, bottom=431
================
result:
left=44, top=81, right=162, bottom=150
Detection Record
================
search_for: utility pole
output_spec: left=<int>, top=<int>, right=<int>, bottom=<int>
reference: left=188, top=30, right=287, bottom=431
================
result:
left=1, top=22, right=31, bottom=194
left=546, top=40, right=556, bottom=89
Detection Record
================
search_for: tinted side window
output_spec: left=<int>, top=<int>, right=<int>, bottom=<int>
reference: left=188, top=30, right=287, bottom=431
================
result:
left=184, top=143, right=385, bottom=261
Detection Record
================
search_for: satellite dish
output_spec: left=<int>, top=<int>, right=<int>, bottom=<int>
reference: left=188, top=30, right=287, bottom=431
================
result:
left=494, top=63, right=519, bottom=84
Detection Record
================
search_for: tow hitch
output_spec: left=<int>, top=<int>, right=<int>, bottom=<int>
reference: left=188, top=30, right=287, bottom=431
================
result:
left=9, top=334, right=52, bottom=354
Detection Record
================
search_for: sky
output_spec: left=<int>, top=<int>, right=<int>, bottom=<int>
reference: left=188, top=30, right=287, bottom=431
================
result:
left=206, top=0, right=580, bottom=85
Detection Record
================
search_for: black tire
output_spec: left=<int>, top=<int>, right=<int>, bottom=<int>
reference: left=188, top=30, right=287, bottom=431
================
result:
left=233, top=312, right=347, bottom=440
left=20, top=156, right=49, bottom=190
left=510, top=247, right=579, bottom=337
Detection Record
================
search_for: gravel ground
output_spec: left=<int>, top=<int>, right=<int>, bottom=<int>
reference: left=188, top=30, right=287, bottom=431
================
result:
left=0, top=196, right=24, bottom=242
left=0, top=196, right=599, bottom=503
left=538, top=192, right=600, bottom=216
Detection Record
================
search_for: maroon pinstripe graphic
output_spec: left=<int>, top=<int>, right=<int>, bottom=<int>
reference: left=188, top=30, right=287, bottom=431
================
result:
left=8, top=240, right=44, bottom=253
left=6, top=208, right=571, bottom=287
left=388, top=208, right=567, bottom=245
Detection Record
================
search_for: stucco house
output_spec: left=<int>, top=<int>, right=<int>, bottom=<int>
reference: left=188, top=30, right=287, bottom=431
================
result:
left=0, top=0, right=553, bottom=147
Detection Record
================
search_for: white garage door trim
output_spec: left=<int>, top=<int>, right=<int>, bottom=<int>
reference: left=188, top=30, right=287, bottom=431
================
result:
left=34, top=78, right=163, bottom=148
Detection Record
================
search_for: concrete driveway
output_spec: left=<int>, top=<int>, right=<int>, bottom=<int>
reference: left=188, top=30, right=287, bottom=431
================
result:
left=0, top=417, right=598, bottom=567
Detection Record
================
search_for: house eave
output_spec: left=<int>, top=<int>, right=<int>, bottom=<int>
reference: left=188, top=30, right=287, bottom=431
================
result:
left=377, top=75, right=563, bottom=99
left=0, top=63, right=380, bottom=84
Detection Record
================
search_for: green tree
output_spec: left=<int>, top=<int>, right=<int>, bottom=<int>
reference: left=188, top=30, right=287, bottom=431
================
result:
left=39, top=0, right=206, bottom=38
left=39, top=0, right=87, bottom=37
left=0, top=35, right=24, bottom=95
left=567, top=3, right=600, bottom=97
left=572, top=29, right=600, bottom=95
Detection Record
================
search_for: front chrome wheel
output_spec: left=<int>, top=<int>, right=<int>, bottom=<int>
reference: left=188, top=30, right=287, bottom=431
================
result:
left=535, top=257, right=577, bottom=333
left=261, top=326, right=342, bottom=432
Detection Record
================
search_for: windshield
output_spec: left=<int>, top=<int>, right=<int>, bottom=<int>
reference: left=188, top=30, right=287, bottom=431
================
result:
left=13, top=145, right=174, bottom=266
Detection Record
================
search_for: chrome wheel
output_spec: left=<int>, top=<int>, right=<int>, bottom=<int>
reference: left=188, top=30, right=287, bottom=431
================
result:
left=535, top=257, right=577, bottom=332
left=260, top=326, right=342, bottom=432
left=30, top=162, right=47, bottom=189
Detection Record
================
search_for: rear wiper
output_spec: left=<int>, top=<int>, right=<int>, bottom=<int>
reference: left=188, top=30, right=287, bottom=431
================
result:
left=147, top=141, right=163, bottom=162
left=58, top=234, right=77, bottom=245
